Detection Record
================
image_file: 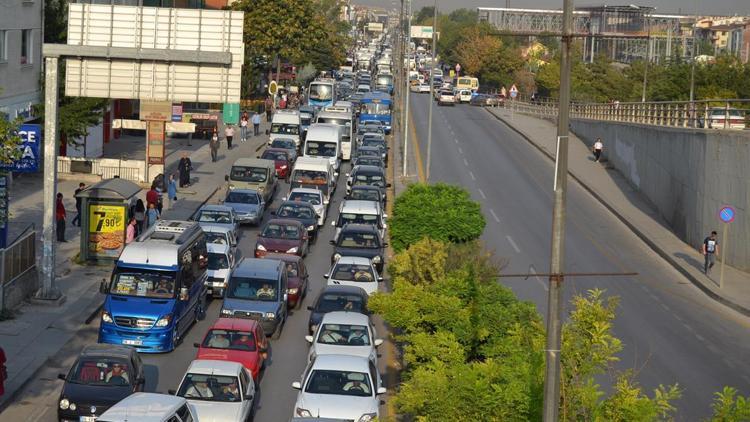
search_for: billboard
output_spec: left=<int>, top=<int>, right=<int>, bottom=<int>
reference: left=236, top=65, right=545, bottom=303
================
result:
left=367, top=22, right=384, bottom=33
left=0, top=124, right=41, bottom=173
left=411, top=26, right=434, bottom=39
left=65, top=4, right=244, bottom=103
left=88, top=204, right=127, bottom=259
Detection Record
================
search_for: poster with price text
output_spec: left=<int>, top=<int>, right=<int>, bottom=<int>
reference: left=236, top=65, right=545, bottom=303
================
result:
left=88, top=204, right=126, bottom=258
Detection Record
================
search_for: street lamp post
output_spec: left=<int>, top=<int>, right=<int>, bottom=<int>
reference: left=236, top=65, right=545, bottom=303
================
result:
left=425, top=0, right=437, bottom=181
left=402, top=0, right=412, bottom=178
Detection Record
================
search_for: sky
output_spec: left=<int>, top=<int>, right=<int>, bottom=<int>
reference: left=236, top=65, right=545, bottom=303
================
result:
left=353, top=0, right=750, bottom=17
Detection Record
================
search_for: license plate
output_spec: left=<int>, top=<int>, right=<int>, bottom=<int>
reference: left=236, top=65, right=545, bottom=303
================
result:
left=122, top=339, right=142, bottom=346
left=80, top=417, right=97, bottom=422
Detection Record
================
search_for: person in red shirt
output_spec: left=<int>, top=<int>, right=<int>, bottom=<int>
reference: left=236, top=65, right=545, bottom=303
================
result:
left=0, top=346, right=6, bottom=396
left=146, top=185, right=161, bottom=212
left=56, top=192, right=66, bottom=242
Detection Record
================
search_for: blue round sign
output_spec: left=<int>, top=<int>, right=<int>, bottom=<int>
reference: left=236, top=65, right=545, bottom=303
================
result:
left=719, top=206, right=735, bottom=223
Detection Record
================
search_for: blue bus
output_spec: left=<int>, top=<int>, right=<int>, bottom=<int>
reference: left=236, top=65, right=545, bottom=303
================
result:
left=308, top=78, right=336, bottom=110
left=358, top=92, right=392, bottom=134
left=98, top=220, right=207, bottom=352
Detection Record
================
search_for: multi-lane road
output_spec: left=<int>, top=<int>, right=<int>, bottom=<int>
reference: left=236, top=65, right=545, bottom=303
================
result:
left=407, top=93, right=750, bottom=419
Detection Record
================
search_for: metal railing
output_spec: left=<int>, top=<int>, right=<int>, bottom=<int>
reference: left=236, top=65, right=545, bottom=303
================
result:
left=505, top=98, right=750, bottom=130
left=1, top=230, right=37, bottom=311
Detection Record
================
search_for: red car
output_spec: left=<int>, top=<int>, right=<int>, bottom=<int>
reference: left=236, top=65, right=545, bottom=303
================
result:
left=260, top=148, right=293, bottom=180
left=265, top=253, right=309, bottom=309
left=255, top=219, right=309, bottom=258
left=194, top=318, right=268, bottom=383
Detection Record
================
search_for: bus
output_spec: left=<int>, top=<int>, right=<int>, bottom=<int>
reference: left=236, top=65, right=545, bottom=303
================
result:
left=359, top=92, right=392, bottom=134
left=456, top=76, right=479, bottom=92
left=308, top=78, right=336, bottom=110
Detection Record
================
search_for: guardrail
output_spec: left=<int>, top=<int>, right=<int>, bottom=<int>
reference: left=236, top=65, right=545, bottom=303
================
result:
left=57, top=156, right=147, bottom=184
left=1, top=230, right=37, bottom=312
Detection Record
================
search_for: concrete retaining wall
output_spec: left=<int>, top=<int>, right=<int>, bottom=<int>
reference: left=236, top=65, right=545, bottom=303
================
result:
left=570, top=119, right=750, bottom=271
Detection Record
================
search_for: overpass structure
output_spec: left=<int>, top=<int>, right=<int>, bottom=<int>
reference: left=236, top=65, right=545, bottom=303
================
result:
left=477, top=5, right=697, bottom=64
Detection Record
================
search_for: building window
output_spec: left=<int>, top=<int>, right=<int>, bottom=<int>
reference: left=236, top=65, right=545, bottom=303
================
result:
left=0, top=31, right=6, bottom=62
left=21, top=29, right=32, bottom=65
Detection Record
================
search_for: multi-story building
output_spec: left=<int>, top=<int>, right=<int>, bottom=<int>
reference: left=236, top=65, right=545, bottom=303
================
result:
left=0, top=0, right=43, bottom=122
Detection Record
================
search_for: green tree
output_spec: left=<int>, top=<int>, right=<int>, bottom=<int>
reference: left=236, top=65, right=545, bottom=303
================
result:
left=0, top=114, right=23, bottom=166
left=389, top=183, right=486, bottom=252
left=710, top=387, right=750, bottom=421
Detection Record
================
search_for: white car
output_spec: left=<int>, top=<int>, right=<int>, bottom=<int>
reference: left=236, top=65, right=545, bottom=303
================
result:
left=206, top=242, right=235, bottom=298
left=292, top=354, right=386, bottom=421
left=286, top=187, right=328, bottom=226
left=437, top=90, right=457, bottom=106
left=305, top=311, right=383, bottom=365
left=458, top=89, right=472, bottom=103
left=175, top=360, right=255, bottom=422
left=325, top=256, right=382, bottom=296
left=417, top=82, right=431, bottom=93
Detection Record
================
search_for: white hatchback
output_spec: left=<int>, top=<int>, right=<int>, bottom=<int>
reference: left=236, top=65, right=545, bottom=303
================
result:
left=305, top=311, right=383, bottom=365
left=325, top=256, right=382, bottom=296
left=174, top=360, right=255, bottom=422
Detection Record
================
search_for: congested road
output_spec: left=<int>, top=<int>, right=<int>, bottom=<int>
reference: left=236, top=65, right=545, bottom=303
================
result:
left=407, top=93, right=750, bottom=418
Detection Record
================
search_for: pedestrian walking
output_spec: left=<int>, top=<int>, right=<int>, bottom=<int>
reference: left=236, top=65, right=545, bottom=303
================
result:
left=703, top=231, right=719, bottom=274
left=224, top=124, right=235, bottom=150
left=240, top=112, right=249, bottom=142
left=265, top=96, right=274, bottom=122
left=133, top=199, right=146, bottom=235
left=146, top=203, right=160, bottom=228
left=178, top=152, right=192, bottom=187
left=126, top=217, right=137, bottom=244
left=167, top=174, right=178, bottom=208
left=71, top=183, right=85, bottom=227
left=146, top=183, right=160, bottom=210
left=56, top=192, right=66, bottom=242
left=252, top=112, right=261, bottom=136
left=592, top=138, right=604, bottom=162
left=210, top=129, right=220, bottom=162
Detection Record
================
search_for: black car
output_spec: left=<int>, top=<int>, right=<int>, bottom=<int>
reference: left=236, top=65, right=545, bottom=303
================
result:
left=57, top=344, right=145, bottom=422
left=352, top=155, right=385, bottom=169
left=347, top=185, right=385, bottom=207
left=346, top=165, right=389, bottom=201
left=354, top=146, right=383, bottom=163
left=330, top=223, right=387, bottom=272
left=272, top=200, right=320, bottom=242
left=307, top=285, right=370, bottom=334
left=269, top=138, right=299, bottom=161
left=360, top=136, right=388, bottom=164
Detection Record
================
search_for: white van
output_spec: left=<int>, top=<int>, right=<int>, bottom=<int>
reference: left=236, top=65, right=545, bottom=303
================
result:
left=269, top=109, right=302, bottom=147
left=97, top=393, right=197, bottom=422
left=304, top=123, right=342, bottom=171
left=290, top=156, right=337, bottom=205
left=316, top=110, right=353, bottom=160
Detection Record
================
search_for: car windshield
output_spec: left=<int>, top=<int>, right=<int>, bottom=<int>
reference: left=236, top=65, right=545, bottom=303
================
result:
left=353, top=173, right=385, bottom=188
left=230, top=166, right=268, bottom=183
left=301, top=117, right=312, bottom=126
left=317, top=117, right=350, bottom=126
left=227, top=277, right=278, bottom=301
left=261, top=151, right=288, bottom=161
left=358, top=126, right=382, bottom=135
left=332, top=263, right=375, bottom=282
left=292, top=170, right=328, bottom=185
left=305, top=142, right=337, bottom=158
left=338, top=231, right=380, bottom=248
left=197, top=210, right=232, bottom=224
left=362, top=137, right=385, bottom=146
left=316, top=294, right=365, bottom=313
left=204, top=232, right=229, bottom=245
left=271, top=139, right=296, bottom=150
left=271, top=123, right=300, bottom=135
left=305, top=370, right=372, bottom=397
left=110, top=270, right=176, bottom=299
left=354, top=158, right=383, bottom=167
left=350, top=189, right=380, bottom=202
left=309, top=83, right=333, bottom=101
left=201, top=329, right=256, bottom=352
left=207, top=253, right=230, bottom=270
left=225, top=191, right=260, bottom=205
left=317, top=323, right=371, bottom=346
left=357, top=149, right=380, bottom=158
left=276, top=204, right=315, bottom=220
left=68, top=358, right=132, bottom=386
left=377, top=75, right=393, bottom=85
left=261, top=223, right=302, bottom=239
left=339, top=213, right=379, bottom=226
left=289, top=191, right=322, bottom=205
left=362, top=103, right=390, bottom=115
left=178, top=373, right=242, bottom=402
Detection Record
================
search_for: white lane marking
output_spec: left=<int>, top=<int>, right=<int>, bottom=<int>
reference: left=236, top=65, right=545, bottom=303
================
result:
left=673, top=314, right=684, bottom=323
left=489, top=209, right=500, bottom=223
left=723, top=358, right=737, bottom=369
left=682, top=323, right=695, bottom=333
left=454, top=138, right=459, bottom=144
left=469, top=171, right=476, bottom=181
left=506, top=235, right=521, bottom=253
left=660, top=303, right=671, bottom=312
left=695, top=333, right=705, bottom=342
left=530, top=266, right=548, bottom=291
left=458, top=146, right=463, bottom=154
left=463, top=158, right=469, bottom=166
left=478, top=189, right=487, bottom=199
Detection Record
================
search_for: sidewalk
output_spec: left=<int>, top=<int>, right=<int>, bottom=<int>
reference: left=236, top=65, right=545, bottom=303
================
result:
left=486, top=107, right=750, bottom=317
left=0, top=117, right=271, bottom=411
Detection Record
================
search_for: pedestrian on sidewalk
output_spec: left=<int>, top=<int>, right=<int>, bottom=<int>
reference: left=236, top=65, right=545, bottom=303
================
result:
left=146, top=203, right=160, bottom=228
left=702, top=230, right=719, bottom=274
left=179, top=152, right=192, bottom=187
left=72, top=182, right=85, bottom=227
left=133, top=199, right=146, bottom=235
left=252, top=112, right=261, bottom=136
left=126, top=217, right=137, bottom=244
left=265, top=96, right=274, bottom=122
left=210, top=128, right=220, bottom=162
left=146, top=184, right=160, bottom=210
left=56, top=192, right=67, bottom=242
left=167, top=174, right=178, bottom=208
left=592, top=138, right=604, bottom=162
left=224, top=124, right=235, bottom=150
left=240, top=112, right=249, bottom=142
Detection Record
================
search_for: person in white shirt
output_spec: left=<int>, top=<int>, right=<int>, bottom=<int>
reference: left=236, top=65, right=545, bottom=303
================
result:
left=593, top=138, right=604, bottom=162
left=224, top=125, right=235, bottom=150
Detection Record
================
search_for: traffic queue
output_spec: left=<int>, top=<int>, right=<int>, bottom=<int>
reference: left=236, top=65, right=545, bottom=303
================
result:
left=54, top=34, right=396, bottom=422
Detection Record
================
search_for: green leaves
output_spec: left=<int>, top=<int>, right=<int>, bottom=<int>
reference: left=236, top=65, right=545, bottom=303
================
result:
left=0, top=114, right=23, bottom=165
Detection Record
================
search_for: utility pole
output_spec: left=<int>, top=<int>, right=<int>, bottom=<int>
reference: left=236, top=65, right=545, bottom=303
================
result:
left=401, top=0, right=412, bottom=178
left=542, top=0, right=573, bottom=420
left=641, top=27, right=651, bottom=103
left=425, top=0, right=437, bottom=181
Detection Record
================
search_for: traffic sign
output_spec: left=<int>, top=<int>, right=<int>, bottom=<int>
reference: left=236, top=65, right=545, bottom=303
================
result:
left=719, top=206, right=735, bottom=223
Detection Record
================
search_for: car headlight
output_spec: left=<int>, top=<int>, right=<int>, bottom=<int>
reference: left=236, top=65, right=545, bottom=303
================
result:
left=221, top=308, right=233, bottom=316
left=287, top=288, right=299, bottom=295
left=258, top=186, right=265, bottom=193
left=155, top=314, right=172, bottom=327
left=372, top=255, right=382, bottom=263
left=70, top=403, right=77, bottom=411
left=281, top=165, right=288, bottom=169
left=101, top=311, right=113, bottom=323
left=256, top=244, right=266, bottom=251
left=287, top=246, right=299, bottom=253
left=359, top=413, right=377, bottom=422
left=306, top=225, right=315, bottom=231
left=333, top=253, right=342, bottom=261
left=296, top=408, right=312, bottom=417
left=264, top=312, right=276, bottom=319
left=59, top=399, right=70, bottom=410
left=228, top=184, right=235, bottom=190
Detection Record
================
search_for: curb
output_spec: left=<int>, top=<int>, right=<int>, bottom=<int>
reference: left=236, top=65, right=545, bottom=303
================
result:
left=485, top=108, right=750, bottom=318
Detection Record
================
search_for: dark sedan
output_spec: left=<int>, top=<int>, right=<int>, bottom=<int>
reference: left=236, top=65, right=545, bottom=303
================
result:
left=57, top=344, right=144, bottom=422
left=269, top=138, right=298, bottom=161
left=352, top=155, right=385, bottom=169
left=347, top=185, right=385, bottom=207
left=360, top=136, right=388, bottom=164
left=265, top=253, right=309, bottom=309
left=470, top=93, right=504, bottom=107
left=255, top=218, right=309, bottom=258
left=346, top=165, right=389, bottom=202
left=260, top=148, right=294, bottom=180
left=330, top=223, right=387, bottom=272
left=353, top=146, right=383, bottom=163
left=272, top=200, right=320, bottom=243
left=307, top=285, right=370, bottom=334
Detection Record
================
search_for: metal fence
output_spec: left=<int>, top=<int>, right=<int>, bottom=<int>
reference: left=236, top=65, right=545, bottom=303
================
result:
left=1, top=230, right=37, bottom=311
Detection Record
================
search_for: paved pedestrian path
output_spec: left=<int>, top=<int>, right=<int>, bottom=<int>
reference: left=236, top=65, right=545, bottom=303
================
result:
left=486, top=107, right=750, bottom=316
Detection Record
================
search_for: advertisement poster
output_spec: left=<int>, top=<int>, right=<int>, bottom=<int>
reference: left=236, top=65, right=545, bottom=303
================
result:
left=88, top=204, right=126, bottom=258
left=147, top=121, right=165, bottom=165
left=0, top=124, right=41, bottom=173
left=0, top=175, right=8, bottom=248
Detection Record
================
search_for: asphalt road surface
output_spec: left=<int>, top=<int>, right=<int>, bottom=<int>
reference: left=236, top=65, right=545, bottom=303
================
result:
left=408, top=93, right=750, bottom=419
left=0, top=166, right=390, bottom=422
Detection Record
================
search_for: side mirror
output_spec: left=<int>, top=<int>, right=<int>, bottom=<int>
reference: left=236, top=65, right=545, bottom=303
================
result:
left=58, top=373, right=67, bottom=381
left=329, top=240, right=335, bottom=245
left=284, top=293, right=288, bottom=302
left=345, top=173, right=350, bottom=178
left=224, top=175, right=230, bottom=182
left=383, top=213, right=388, bottom=218
left=179, top=287, right=189, bottom=301
left=377, top=387, right=387, bottom=395
left=260, top=201, right=266, bottom=208
left=292, top=382, right=302, bottom=390
left=168, top=389, right=176, bottom=395
left=305, top=335, right=314, bottom=343
left=307, top=305, right=315, bottom=311
left=282, top=196, right=288, bottom=201
left=330, top=221, right=336, bottom=227
left=377, top=276, right=384, bottom=282
left=323, top=199, right=329, bottom=205
left=324, top=273, right=330, bottom=278
left=193, top=342, right=200, bottom=348
left=334, top=172, right=339, bottom=177
left=383, top=242, right=389, bottom=247
left=374, top=339, right=384, bottom=347
left=256, top=155, right=260, bottom=158
left=386, top=183, right=392, bottom=188
left=270, top=210, right=276, bottom=216
left=99, top=279, right=108, bottom=294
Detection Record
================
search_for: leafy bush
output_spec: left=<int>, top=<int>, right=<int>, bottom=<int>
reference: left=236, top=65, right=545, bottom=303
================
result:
left=389, top=183, right=486, bottom=252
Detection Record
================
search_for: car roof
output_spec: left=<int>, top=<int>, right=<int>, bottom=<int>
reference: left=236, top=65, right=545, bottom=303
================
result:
left=210, top=317, right=259, bottom=331
left=290, top=188, right=323, bottom=196
left=341, top=200, right=380, bottom=213
left=80, top=344, right=135, bottom=360
left=334, top=256, right=372, bottom=265
left=98, top=393, right=187, bottom=421
left=265, top=218, right=304, bottom=227
left=312, top=354, right=371, bottom=372
left=233, top=258, right=283, bottom=278
left=186, top=359, right=244, bottom=376
left=320, top=311, right=370, bottom=326
left=263, top=148, right=290, bottom=155
left=199, top=204, right=233, bottom=213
